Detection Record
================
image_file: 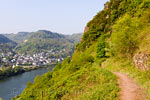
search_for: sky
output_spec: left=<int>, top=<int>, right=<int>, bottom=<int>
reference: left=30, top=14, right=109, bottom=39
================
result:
left=0, top=0, right=108, bottom=34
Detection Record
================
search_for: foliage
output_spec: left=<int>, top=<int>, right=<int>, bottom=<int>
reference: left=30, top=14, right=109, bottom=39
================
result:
left=12, top=0, right=150, bottom=100
left=53, top=63, right=62, bottom=71
left=77, top=0, right=150, bottom=51
left=0, top=34, right=16, bottom=44
left=97, top=41, right=107, bottom=58
left=14, top=66, right=119, bottom=100
left=66, top=33, right=83, bottom=44
left=103, top=58, right=150, bottom=99
left=13, top=42, right=119, bottom=100
left=4, top=32, right=30, bottom=43
left=139, top=0, right=150, bottom=8
left=111, top=14, right=140, bottom=58
left=84, top=55, right=95, bottom=63
left=0, top=66, right=25, bottom=79
left=0, top=35, right=17, bottom=53
left=14, top=30, right=81, bottom=55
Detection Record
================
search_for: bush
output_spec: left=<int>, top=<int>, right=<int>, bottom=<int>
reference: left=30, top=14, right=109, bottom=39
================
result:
left=53, top=63, right=62, bottom=71
left=26, top=82, right=33, bottom=88
left=84, top=55, right=95, bottom=63
left=140, top=0, right=150, bottom=8
left=111, top=14, right=140, bottom=58
left=97, top=58, right=107, bottom=66
left=97, top=41, right=107, bottom=58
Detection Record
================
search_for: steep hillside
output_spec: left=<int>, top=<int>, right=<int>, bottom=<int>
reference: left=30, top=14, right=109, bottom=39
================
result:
left=13, top=0, right=150, bottom=100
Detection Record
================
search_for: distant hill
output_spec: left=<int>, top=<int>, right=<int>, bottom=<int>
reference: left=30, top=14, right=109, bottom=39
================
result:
left=13, top=0, right=150, bottom=100
left=4, top=32, right=30, bottom=43
left=14, top=30, right=82, bottom=55
left=0, top=34, right=16, bottom=44
left=0, top=34, right=17, bottom=53
left=2, top=31, right=82, bottom=55
left=66, top=33, right=83, bottom=44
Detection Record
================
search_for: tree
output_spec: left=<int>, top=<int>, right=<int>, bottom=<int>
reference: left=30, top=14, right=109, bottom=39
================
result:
left=97, top=41, right=107, bottom=58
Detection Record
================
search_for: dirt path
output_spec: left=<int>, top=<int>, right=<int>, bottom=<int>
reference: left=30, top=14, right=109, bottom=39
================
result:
left=114, top=72, right=146, bottom=100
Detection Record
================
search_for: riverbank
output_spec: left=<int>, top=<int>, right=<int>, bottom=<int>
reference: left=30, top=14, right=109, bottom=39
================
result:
left=0, top=66, right=54, bottom=100
left=0, top=66, right=25, bottom=80
left=0, top=63, right=56, bottom=80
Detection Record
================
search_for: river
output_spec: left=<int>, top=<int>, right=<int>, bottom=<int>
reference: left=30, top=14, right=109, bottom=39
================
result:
left=0, top=66, right=54, bottom=100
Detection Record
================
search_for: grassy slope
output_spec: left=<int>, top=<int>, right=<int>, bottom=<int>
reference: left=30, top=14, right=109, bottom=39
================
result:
left=102, top=3, right=150, bottom=99
left=13, top=0, right=150, bottom=100
left=103, top=24, right=150, bottom=99
left=13, top=43, right=119, bottom=100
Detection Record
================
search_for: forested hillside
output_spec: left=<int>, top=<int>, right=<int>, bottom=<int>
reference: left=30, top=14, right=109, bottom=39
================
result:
left=13, top=0, right=150, bottom=100
left=1, top=30, right=82, bottom=55
left=14, top=30, right=82, bottom=55
left=4, top=32, right=30, bottom=43
left=66, top=33, right=83, bottom=43
left=0, top=35, right=16, bottom=53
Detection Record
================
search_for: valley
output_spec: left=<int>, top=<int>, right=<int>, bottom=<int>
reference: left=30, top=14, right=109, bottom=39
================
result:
left=13, top=0, right=150, bottom=100
left=0, top=66, right=54, bottom=100
left=0, top=30, right=82, bottom=80
left=1, top=0, right=150, bottom=100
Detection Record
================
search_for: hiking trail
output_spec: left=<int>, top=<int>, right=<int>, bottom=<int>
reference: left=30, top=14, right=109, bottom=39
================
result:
left=114, top=72, right=146, bottom=100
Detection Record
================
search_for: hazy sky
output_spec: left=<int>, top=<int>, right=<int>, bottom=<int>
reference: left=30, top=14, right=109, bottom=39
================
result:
left=0, top=0, right=108, bottom=34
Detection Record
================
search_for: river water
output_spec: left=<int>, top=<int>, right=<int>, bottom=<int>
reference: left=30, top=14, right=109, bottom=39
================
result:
left=0, top=66, right=54, bottom=100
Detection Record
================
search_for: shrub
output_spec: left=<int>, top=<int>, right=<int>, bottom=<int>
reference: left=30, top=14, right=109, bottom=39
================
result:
left=97, top=41, right=107, bottom=58
left=26, top=82, right=33, bottom=88
left=53, top=63, right=62, bottom=71
left=111, top=14, right=140, bottom=58
left=97, top=58, right=107, bottom=66
left=84, top=55, right=95, bottom=63
left=140, top=0, right=150, bottom=8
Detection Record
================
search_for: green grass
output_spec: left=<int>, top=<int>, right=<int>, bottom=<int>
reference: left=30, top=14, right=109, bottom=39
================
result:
left=12, top=42, right=120, bottom=100
left=12, top=1, right=150, bottom=100
left=103, top=58, right=150, bottom=99
left=13, top=63, right=120, bottom=100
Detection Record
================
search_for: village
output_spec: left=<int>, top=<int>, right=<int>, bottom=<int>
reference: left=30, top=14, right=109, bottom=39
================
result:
left=0, top=49, right=66, bottom=68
